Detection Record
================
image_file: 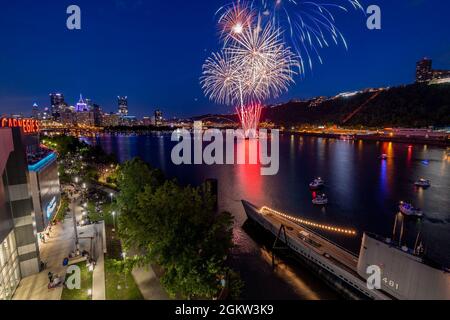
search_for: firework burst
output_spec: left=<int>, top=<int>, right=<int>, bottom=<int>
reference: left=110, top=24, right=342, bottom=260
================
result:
left=216, top=1, right=257, bottom=44
left=201, top=51, right=242, bottom=106
left=260, top=0, right=364, bottom=74
left=201, top=22, right=298, bottom=105
left=227, top=21, right=299, bottom=103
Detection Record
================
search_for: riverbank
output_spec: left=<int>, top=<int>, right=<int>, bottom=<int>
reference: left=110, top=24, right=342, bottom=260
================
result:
left=283, top=131, right=450, bottom=147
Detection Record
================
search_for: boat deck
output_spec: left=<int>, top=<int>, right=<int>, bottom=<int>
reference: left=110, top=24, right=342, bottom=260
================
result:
left=259, top=207, right=359, bottom=274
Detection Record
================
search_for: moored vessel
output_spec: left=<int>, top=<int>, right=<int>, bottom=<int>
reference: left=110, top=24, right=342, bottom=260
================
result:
left=399, top=201, right=424, bottom=217
left=242, top=200, right=450, bottom=300
left=309, top=177, right=324, bottom=190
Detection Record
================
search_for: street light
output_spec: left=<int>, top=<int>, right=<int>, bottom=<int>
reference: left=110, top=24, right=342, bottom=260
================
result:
left=112, top=211, right=116, bottom=231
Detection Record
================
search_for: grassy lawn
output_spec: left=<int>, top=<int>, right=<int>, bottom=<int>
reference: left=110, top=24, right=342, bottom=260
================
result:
left=84, top=190, right=143, bottom=300
left=105, top=257, right=143, bottom=300
left=104, top=225, right=143, bottom=300
left=61, top=261, right=93, bottom=300
left=86, top=200, right=115, bottom=226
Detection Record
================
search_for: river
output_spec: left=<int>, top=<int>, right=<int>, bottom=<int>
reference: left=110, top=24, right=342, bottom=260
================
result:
left=84, top=133, right=450, bottom=299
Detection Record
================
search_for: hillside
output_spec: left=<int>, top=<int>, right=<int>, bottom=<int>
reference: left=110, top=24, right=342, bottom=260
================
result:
left=261, top=83, right=450, bottom=128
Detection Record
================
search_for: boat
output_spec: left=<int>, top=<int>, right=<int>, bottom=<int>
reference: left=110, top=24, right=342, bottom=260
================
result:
left=242, top=200, right=450, bottom=300
left=380, top=154, right=388, bottom=160
left=312, top=194, right=328, bottom=205
left=309, top=177, right=324, bottom=190
left=399, top=201, right=424, bottom=217
left=414, top=179, right=431, bottom=188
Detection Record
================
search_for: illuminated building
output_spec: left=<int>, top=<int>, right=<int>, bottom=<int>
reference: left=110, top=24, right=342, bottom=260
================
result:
left=101, top=112, right=120, bottom=127
left=416, top=58, right=432, bottom=83
left=416, top=58, right=450, bottom=83
left=155, top=110, right=163, bottom=126
left=120, top=115, right=138, bottom=126
left=0, top=127, right=42, bottom=299
left=75, top=111, right=96, bottom=126
left=75, top=94, right=88, bottom=112
left=142, top=116, right=152, bottom=126
left=32, top=103, right=39, bottom=119
left=49, top=93, right=66, bottom=119
left=118, top=96, right=128, bottom=116
left=60, top=109, right=76, bottom=126
left=193, top=120, right=203, bottom=130
left=28, top=152, right=61, bottom=233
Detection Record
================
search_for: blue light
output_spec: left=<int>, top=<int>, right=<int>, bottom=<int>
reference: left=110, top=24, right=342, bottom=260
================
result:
left=28, top=152, right=57, bottom=172
left=46, top=197, right=57, bottom=219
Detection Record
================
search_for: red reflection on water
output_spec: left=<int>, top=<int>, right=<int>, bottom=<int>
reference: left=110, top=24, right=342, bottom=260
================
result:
left=407, top=145, right=413, bottom=166
left=235, top=139, right=263, bottom=201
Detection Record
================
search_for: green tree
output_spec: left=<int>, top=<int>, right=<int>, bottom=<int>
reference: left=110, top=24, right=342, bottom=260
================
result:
left=116, top=160, right=235, bottom=299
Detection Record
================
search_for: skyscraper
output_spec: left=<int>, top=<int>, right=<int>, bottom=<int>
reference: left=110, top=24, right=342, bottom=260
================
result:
left=118, top=96, right=128, bottom=116
left=416, top=58, right=433, bottom=83
left=75, top=94, right=88, bottom=112
left=155, top=110, right=163, bottom=126
left=49, top=93, right=65, bottom=119
left=416, top=58, right=450, bottom=83
left=32, top=103, right=39, bottom=119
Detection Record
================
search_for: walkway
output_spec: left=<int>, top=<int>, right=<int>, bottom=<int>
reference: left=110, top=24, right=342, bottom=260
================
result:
left=13, top=194, right=105, bottom=300
left=132, top=264, right=169, bottom=300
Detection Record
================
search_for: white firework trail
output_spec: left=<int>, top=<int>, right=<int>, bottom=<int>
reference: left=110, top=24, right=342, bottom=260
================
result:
left=260, top=0, right=364, bottom=74
left=201, top=22, right=298, bottom=106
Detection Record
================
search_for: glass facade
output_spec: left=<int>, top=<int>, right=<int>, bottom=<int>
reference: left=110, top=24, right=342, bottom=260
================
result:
left=0, top=231, right=20, bottom=300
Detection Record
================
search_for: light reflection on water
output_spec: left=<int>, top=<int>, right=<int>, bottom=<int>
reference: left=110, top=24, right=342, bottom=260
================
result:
left=85, top=133, right=450, bottom=299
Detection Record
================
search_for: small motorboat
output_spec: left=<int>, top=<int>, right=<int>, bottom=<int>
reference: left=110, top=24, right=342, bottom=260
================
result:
left=399, top=201, right=423, bottom=217
left=309, top=177, right=325, bottom=190
left=312, top=194, right=329, bottom=205
left=414, top=178, right=431, bottom=188
left=380, top=154, right=388, bottom=160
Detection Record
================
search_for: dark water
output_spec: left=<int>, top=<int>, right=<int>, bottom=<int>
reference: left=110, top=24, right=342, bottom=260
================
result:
left=84, top=133, right=450, bottom=299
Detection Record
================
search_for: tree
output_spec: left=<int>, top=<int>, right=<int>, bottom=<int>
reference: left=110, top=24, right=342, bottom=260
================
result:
left=116, top=159, right=235, bottom=299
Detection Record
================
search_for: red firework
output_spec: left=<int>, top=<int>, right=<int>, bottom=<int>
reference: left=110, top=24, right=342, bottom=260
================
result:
left=236, top=102, right=262, bottom=137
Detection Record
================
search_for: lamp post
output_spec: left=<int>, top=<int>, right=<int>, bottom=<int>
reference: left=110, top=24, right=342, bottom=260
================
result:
left=112, top=211, right=116, bottom=232
left=71, top=201, right=80, bottom=253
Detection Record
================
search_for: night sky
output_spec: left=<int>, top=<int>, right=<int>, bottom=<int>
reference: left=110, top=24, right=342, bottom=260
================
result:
left=0, top=0, right=449, bottom=118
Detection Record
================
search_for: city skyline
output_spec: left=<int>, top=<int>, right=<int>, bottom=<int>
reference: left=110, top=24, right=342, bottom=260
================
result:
left=0, top=1, right=449, bottom=118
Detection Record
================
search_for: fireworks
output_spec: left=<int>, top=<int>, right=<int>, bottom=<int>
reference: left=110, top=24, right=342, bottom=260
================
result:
left=259, top=0, right=364, bottom=74
left=227, top=21, right=298, bottom=103
left=201, top=16, right=298, bottom=134
left=236, top=102, right=262, bottom=135
left=201, top=52, right=242, bottom=106
left=202, top=1, right=362, bottom=134
left=216, top=1, right=256, bottom=44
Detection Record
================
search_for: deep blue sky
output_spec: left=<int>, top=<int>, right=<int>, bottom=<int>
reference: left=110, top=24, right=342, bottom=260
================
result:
left=0, top=0, right=449, bottom=118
